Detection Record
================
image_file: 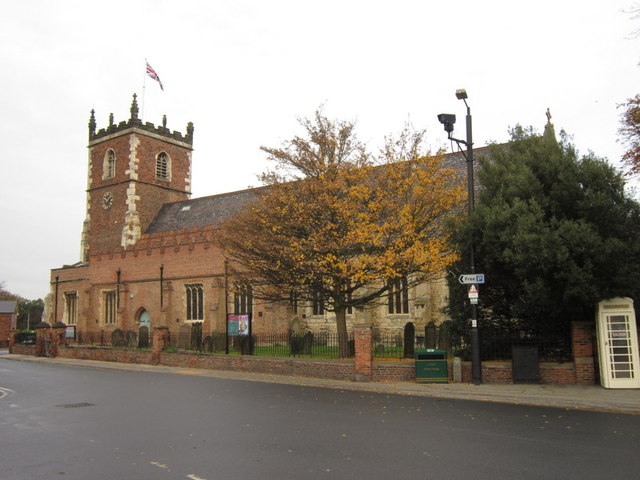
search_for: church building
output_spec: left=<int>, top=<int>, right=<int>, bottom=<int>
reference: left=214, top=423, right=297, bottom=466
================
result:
left=46, top=95, right=452, bottom=342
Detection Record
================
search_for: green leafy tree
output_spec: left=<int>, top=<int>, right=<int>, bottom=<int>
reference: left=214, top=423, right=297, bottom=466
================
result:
left=17, top=298, right=44, bottom=330
left=448, top=128, right=640, bottom=339
left=219, top=110, right=465, bottom=356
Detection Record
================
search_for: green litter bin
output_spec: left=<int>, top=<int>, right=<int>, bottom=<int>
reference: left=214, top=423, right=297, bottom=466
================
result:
left=415, top=349, right=448, bottom=384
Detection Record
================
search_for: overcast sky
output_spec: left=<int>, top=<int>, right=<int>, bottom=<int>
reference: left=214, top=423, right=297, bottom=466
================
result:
left=1, top=0, right=638, bottom=300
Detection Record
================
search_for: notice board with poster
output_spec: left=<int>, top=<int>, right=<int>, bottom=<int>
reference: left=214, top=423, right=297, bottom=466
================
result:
left=227, top=314, right=250, bottom=336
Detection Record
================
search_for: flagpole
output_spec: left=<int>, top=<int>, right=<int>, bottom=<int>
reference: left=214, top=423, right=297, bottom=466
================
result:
left=141, top=58, right=147, bottom=122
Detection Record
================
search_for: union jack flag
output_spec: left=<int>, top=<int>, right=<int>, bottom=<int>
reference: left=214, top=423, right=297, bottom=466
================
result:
left=146, top=62, right=164, bottom=91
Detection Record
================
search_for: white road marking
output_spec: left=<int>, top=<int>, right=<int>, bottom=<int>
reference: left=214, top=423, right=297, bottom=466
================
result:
left=149, top=460, right=208, bottom=479
left=0, top=387, right=15, bottom=399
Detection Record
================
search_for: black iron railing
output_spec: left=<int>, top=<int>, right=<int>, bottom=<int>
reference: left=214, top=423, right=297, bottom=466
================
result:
left=167, top=330, right=355, bottom=359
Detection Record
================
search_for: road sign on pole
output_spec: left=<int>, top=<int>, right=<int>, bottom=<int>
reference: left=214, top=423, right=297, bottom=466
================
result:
left=458, top=273, right=485, bottom=284
left=468, top=284, right=479, bottom=300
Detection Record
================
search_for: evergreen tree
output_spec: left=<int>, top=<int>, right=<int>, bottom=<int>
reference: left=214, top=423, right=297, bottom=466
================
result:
left=448, top=128, right=640, bottom=338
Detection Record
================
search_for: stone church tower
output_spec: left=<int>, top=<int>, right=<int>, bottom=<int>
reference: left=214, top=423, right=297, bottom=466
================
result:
left=81, top=94, right=194, bottom=260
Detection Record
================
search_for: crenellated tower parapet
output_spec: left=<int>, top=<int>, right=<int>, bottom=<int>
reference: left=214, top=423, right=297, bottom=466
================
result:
left=82, top=94, right=195, bottom=259
left=89, top=93, right=194, bottom=146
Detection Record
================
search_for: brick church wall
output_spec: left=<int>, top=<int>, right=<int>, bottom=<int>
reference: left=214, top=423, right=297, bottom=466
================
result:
left=50, top=224, right=295, bottom=343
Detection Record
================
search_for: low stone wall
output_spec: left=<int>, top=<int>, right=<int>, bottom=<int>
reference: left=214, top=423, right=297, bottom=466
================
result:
left=540, top=362, right=578, bottom=384
left=10, top=344, right=36, bottom=355
left=371, top=361, right=416, bottom=382
left=55, top=346, right=459, bottom=384
left=160, top=351, right=355, bottom=380
left=23, top=344, right=586, bottom=385
left=461, top=360, right=577, bottom=385
left=9, top=322, right=595, bottom=385
left=58, top=345, right=356, bottom=381
left=60, top=345, right=154, bottom=365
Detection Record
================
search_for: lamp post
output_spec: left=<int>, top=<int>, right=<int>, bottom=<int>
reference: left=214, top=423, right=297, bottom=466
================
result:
left=438, top=88, right=482, bottom=385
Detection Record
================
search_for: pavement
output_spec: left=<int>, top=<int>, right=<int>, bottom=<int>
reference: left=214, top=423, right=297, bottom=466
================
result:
left=1, top=350, right=638, bottom=415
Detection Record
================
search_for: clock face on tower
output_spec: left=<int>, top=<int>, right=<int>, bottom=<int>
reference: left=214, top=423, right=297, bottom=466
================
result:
left=102, top=191, right=113, bottom=209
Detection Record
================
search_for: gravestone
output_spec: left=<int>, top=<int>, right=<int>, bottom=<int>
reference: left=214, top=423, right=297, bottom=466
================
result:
left=111, top=329, right=126, bottom=347
left=425, top=322, right=437, bottom=349
left=191, top=322, right=203, bottom=351
left=289, top=335, right=303, bottom=356
left=178, top=324, right=192, bottom=349
left=403, top=322, right=415, bottom=358
left=438, top=321, right=452, bottom=352
left=125, top=330, right=138, bottom=348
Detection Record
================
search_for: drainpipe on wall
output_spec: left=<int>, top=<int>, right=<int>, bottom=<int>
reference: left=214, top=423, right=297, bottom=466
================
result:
left=116, top=269, right=121, bottom=321
left=160, top=264, right=164, bottom=308
left=54, top=276, right=59, bottom=325
left=224, top=260, right=229, bottom=354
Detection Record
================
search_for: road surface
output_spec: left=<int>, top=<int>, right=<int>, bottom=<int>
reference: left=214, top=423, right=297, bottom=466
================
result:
left=1, top=361, right=638, bottom=479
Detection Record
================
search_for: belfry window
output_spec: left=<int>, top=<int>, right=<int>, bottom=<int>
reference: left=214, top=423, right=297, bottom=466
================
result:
left=156, top=152, right=170, bottom=180
left=104, top=149, right=116, bottom=179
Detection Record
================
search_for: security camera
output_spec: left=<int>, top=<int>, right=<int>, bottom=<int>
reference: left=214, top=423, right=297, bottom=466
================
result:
left=437, top=113, right=456, bottom=134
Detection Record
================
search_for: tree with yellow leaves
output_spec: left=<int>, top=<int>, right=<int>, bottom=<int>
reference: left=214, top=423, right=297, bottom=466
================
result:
left=219, top=110, right=464, bottom=357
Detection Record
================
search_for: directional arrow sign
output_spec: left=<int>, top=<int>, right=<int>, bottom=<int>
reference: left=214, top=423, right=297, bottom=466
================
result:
left=458, top=274, right=485, bottom=284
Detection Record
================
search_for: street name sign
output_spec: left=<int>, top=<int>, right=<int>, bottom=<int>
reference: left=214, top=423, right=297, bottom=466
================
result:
left=458, top=273, right=485, bottom=284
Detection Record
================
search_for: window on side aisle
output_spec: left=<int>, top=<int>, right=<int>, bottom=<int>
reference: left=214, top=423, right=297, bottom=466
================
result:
left=233, top=282, right=253, bottom=315
left=388, top=277, right=409, bottom=314
left=103, top=290, right=117, bottom=324
left=185, top=284, right=204, bottom=321
left=64, top=292, right=78, bottom=325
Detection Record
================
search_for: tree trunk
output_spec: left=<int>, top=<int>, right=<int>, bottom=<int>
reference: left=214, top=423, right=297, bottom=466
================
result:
left=335, top=307, right=350, bottom=358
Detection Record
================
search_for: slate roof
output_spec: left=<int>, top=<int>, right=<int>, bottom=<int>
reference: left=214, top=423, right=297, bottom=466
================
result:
left=0, top=301, right=17, bottom=314
left=144, top=146, right=496, bottom=235
left=145, top=187, right=261, bottom=234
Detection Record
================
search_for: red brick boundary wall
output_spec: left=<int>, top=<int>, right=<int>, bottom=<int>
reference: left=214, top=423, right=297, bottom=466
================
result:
left=10, top=323, right=597, bottom=385
left=460, top=361, right=577, bottom=384
left=8, top=329, right=36, bottom=355
left=571, top=321, right=596, bottom=385
left=59, top=344, right=356, bottom=380
left=9, top=344, right=35, bottom=355
left=460, top=321, right=596, bottom=385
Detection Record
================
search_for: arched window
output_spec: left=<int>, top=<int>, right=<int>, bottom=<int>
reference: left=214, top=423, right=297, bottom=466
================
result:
left=185, top=284, right=204, bottom=321
left=233, top=282, right=253, bottom=315
left=388, top=276, right=409, bottom=314
left=156, top=152, right=170, bottom=180
left=64, top=292, right=78, bottom=325
left=311, top=288, right=324, bottom=316
left=103, top=149, right=116, bottom=179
